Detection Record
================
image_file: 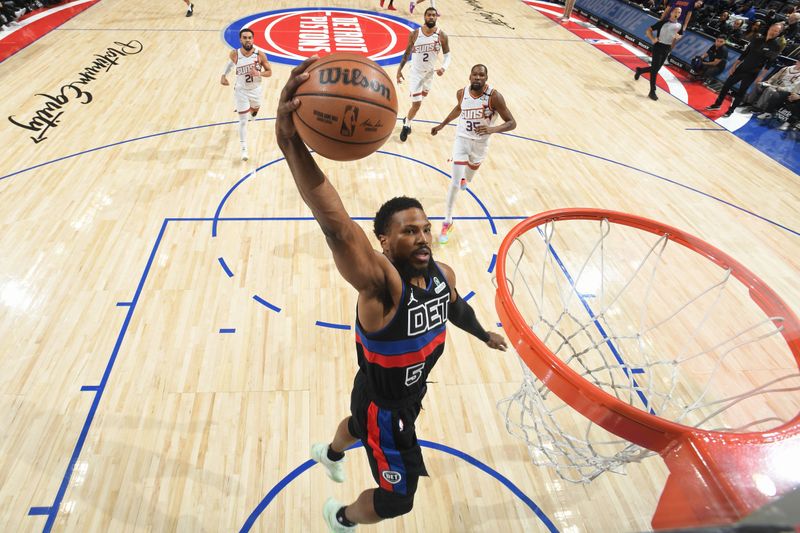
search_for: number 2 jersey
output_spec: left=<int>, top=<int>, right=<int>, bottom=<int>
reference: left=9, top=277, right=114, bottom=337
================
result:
left=456, top=84, right=497, bottom=140
left=234, top=47, right=262, bottom=91
left=354, top=261, right=451, bottom=407
left=410, top=28, right=441, bottom=74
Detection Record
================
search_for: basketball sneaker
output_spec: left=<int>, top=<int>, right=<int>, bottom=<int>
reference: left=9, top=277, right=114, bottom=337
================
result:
left=439, top=222, right=454, bottom=244
left=388, top=4, right=397, bottom=10
left=400, top=125, right=411, bottom=142
left=323, top=498, right=356, bottom=532
left=311, top=443, right=346, bottom=483
left=241, top=147, right=249, bottom=161
left=459, top=178, right=467, bottom=190
left=185, top=3, right=193, bottom=17
left=379, top=0, right=385, bottom=6
left=409, top=1, right=415, bottom=12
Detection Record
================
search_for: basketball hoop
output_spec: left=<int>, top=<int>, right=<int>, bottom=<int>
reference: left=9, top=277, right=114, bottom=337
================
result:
left=494, top=208, right=800, bottom=530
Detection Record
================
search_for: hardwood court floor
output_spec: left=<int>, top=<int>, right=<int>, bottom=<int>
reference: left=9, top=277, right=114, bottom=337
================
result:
left=1, top=0, right=798, bottom=531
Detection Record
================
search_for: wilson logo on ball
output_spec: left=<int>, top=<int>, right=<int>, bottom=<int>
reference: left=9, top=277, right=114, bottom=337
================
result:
left=292, top=52, right=398, bottom=161
left=318, top=68, right=393, bottom=102
left=224, top=8, right=419, bottom=66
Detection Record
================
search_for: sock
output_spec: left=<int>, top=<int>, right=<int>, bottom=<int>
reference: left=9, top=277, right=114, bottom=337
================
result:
left=444, top=164, right=465, bottom=224
left=406, top=116, right=413, bottom=127
left=336, top=507, right=356, bottom=527
left=327, top=445, right=345, bottom=462
left=238, top=114, right=248, bottom=145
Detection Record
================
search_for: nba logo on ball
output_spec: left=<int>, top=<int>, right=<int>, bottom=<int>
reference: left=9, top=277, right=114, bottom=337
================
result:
left=382, top=470, right=402, bottom=484
left=224, top=8, right=418, bottom=66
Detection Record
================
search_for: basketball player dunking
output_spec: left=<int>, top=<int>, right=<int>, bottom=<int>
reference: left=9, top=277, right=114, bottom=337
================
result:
left=396, top=8, right=450, bottom=142
left=220, top=28, right=272, bottom=161
left=431, top=64, right=517, bottom=244
left=275, top=57, right=507, bottom=533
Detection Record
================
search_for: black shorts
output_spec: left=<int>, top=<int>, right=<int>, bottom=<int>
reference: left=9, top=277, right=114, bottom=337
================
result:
left=348, top=376, right=428, bottom=497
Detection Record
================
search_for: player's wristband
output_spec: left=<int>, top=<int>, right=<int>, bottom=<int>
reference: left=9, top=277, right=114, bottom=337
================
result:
left=441, top=52, right=451, bottom=70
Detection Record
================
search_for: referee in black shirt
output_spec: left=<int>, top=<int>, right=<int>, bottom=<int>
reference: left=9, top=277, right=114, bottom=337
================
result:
left=634, top=8, right=683, bottom=101
left=706, top=22, right=785, bottom=117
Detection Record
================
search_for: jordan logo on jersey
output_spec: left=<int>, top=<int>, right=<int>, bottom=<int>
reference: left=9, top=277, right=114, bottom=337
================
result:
left=407, top=293, right=448, bottom=336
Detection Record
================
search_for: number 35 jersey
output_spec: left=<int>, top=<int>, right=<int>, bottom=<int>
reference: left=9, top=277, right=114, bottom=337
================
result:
left=456, top=85, right=496, bottom=140
left=354, top=262, right=451, bottom=406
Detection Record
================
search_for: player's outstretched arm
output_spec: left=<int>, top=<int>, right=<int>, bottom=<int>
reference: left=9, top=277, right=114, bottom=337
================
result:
left=431, top=88, right=463, bottom=135
left=275, top=58, right=389, bottom=294
left=437, top=262, right=507, bottom=351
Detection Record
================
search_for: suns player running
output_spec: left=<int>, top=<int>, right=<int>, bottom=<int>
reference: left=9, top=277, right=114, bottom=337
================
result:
left=396, top=8, right=450, bottom=142
left=431, top=64, right=516, bottom=244
left=275, top=57, right=507, bottom=533
left=220, top=28, right=272, bottom=161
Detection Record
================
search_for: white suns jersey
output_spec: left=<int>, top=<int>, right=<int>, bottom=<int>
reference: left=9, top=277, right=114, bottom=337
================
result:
left=235, top=47, right=263, bottom=91
left=456, top=85, right=497, bottom=140
left=410, top=28, right=441, bottom=73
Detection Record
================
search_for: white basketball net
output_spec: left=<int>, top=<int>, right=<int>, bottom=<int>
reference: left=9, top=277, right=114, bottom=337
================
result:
left=497, top=217, right=800, bottom=483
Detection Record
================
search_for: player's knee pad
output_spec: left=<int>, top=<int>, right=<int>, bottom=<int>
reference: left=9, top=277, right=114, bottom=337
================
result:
left=373, top=488, right=415, bottom=519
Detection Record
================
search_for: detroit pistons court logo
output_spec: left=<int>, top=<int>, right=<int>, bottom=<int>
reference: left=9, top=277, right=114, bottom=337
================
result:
left=224, top=8, right=418, bottom=66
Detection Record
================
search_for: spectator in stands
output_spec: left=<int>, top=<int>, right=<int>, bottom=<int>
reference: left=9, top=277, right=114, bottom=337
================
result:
left=783, top=13, right=799, bottom=43
left=734, top=2, right=757, bottom=21
left=763, top=9, right=778, bottom=28
left=707, top=10, right=731, bottom=33
left=747, top=59, right=800, bottom=117
left=691, top=35, right=730, bottom=82
left=742, top=20, right=764, bottom=42
left=729, top=18, right=746, bottom=39
left=706, top=22, right=786, bottom=117
left=777, top=93, right=800, bottom=130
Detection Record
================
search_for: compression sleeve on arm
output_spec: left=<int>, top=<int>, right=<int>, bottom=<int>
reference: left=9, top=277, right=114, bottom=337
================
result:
left=441, top=52, right=451, bottom=70
left=449, top=293, right=490, bottom=342
left=223, top=61, right=234, bottom=75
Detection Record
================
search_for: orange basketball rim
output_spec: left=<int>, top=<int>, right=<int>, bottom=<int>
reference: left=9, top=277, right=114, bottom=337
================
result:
left=494, top=208, right=800, bottom=530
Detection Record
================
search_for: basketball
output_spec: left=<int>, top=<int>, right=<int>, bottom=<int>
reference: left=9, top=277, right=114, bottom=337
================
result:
left=293, top=53, right=398, bottom=161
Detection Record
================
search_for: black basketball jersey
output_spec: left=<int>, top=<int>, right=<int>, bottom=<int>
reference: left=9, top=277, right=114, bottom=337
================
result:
left=354, top=261, right=451, bottom=407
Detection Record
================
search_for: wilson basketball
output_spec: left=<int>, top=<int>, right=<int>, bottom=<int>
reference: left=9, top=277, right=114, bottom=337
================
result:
left=293, top=53, right=398, bottom=161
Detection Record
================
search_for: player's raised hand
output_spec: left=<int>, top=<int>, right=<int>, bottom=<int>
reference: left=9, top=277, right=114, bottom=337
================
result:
left=486, top=332, right=508, bottom=351
left=276, top=56, right=318, bottom=142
